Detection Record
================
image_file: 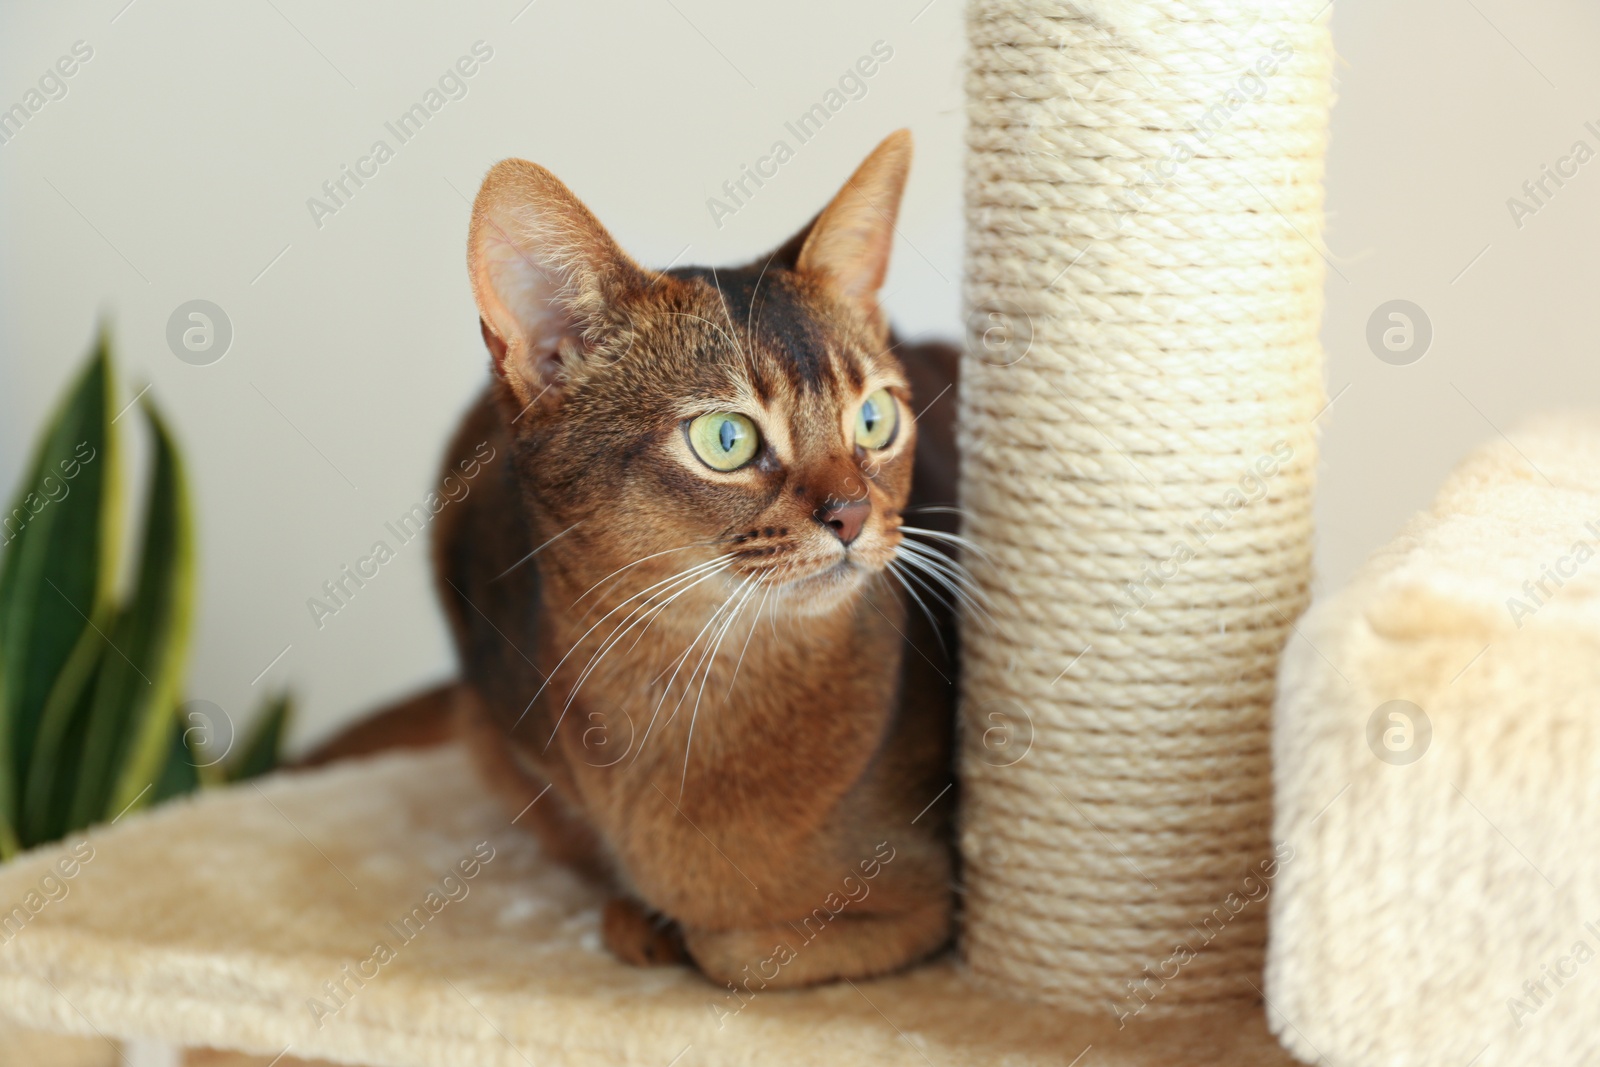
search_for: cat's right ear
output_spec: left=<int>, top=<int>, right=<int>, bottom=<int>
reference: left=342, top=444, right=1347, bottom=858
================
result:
left=468, top=160, right=649, bottom=408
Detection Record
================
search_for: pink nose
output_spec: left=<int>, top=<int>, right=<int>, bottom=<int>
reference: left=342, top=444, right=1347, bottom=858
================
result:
left=815, top=497, right=870, bottom=545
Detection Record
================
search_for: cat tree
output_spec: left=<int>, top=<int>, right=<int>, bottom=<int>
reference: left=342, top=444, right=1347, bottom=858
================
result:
left=0, top=2, right=1346, bottom=1065
left=6, top=7, right=1591, bottom=1064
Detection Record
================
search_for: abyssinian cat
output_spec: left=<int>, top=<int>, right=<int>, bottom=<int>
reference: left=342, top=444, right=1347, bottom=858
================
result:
left=434, top=130, right=963, bottom=987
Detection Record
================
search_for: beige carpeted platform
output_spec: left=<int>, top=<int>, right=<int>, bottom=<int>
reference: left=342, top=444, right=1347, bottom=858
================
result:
left=0, top=745, right=1301, bottom=1066
left=0, top=1019, right=117, bottom=1066
left=1269, top=417, right=1600, bottom=1066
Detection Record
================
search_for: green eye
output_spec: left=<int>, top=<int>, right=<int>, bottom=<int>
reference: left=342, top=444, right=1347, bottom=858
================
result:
left=688, top=412, right=759, bottom=471
left=854, top=388, right=898, bottom=450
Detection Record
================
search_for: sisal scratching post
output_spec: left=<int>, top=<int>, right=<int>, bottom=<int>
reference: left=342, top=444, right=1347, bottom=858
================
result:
left=958, top=0, right=1334, bottom=1012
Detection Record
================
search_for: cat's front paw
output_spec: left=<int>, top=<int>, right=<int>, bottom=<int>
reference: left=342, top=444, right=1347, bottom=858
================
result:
left=683, top=900, right=951, bottom=989
left=602, top=896, right=689, bottom=967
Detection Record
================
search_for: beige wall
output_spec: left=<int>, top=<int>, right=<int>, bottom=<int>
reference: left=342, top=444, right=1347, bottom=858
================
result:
left=2, top=0, right=1595, bottom=747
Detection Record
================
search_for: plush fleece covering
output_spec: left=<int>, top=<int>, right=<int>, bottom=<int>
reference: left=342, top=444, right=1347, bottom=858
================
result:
left=1267, top=416, right=1600, bottom=1066
left=0, top=1018, right=117, bottom=1066
left=0, top=743, right=1303, bottom=1066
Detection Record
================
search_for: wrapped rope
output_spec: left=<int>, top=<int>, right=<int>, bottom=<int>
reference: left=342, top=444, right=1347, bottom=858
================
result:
left=957, top=0, right=1334, bottom=1012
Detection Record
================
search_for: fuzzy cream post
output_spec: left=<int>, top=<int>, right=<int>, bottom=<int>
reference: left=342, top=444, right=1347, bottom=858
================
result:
left=1268, top=415, right=1600, bottom=1066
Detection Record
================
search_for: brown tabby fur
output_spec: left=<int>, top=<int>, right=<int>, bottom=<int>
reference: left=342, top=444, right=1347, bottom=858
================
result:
left=431, top=131, right=959, bottom=987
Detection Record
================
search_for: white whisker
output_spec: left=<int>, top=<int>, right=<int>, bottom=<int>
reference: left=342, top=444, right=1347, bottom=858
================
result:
left=720, top=582, right=770, bottom=706
left=900, top=524, right=991, bottom=561
left=571, top=540, right=716, bottom=613
left=886, top=560, right=948, bottom=656
left=709, top=266, right=749, bottom=367
left=898, top=557, right=988, bottom=623
left=521, top=553, right=732, bottom=736
left=893, top=552, right=965, bottom=621
left=896, top=543, right=995, bottom=629
left=494, top=520, right=582, bottom=582
left=662, top=577, right=743, bottom=697
left=679, top=578, right=760, bottom=797
left=661, top=576, right=750, bottom=719
left=859, top=575, right=953, bottom=685
left=633, top=574, right=750, bottom=760
left=554, top=560, right=735, bottom=745
left=896, top=538, right=992, bottom=603
left=648, top=577, right=739, bottom=690
left=745, top=256, right=773, bottom=340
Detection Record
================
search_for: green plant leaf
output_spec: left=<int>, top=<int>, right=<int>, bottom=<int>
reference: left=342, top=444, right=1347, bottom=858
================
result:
left=230, top=692, right=292, bottom=782
left=69, top=398, right=194, bottom=828
left=151, top=712, right=200, bottom=803
left=0, top=335, right=117, bottom=858
left=19, top=623, right=105, bottom=845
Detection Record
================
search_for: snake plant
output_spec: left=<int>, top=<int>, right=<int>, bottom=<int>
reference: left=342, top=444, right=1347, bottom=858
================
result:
left=0, top=331, right=289, bottom=859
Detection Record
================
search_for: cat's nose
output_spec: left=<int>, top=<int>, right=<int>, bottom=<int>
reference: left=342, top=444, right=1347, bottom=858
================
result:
left=815, top=497, right=870, bottom=545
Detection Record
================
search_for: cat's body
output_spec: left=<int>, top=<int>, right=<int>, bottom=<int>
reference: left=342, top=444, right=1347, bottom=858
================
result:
left=435, top=131, right=960, bottom=987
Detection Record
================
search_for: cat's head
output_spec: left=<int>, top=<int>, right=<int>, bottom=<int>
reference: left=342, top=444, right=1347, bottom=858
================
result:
left=467, top=131, right=918, bottom=612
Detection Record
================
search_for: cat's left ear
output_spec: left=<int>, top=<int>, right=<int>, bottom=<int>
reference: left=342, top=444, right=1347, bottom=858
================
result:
left=468, top=159, right=651, bottom=407
left=794, top=129, right=912, bottom=317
